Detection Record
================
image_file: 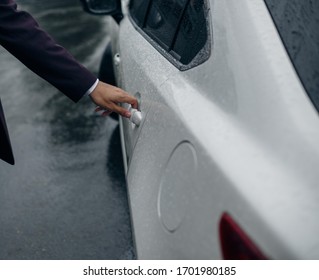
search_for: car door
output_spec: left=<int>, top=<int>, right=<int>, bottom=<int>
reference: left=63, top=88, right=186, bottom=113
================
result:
left=119, top=0, right=214, bottom=259
left=115, top=0, right=190, bottom=171
left=121, top=0, right=319, bottom=260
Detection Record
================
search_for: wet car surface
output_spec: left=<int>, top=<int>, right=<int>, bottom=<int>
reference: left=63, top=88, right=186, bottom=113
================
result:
left=83, top=0, right=319, bottom=259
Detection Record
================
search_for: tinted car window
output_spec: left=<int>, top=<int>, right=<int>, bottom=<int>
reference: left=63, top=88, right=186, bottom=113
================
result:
left=264, top=0, right=319, bottom=112
left=130, top=0, right=151, bottom=26
left=129, top=0, right=210, bottom=69
left=172, top=0, right=208, bottom=64
left=144, top=0, right=188, bottom=49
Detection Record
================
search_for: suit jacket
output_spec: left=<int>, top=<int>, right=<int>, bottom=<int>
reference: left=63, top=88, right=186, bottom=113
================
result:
left=0, top=0, right=97, bottom=164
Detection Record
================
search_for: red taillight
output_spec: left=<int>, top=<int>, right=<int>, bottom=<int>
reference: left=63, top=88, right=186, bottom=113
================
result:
left=219, top=213, right=267, bottom=260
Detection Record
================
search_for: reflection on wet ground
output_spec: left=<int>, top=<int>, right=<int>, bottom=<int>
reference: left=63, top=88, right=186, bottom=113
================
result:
left=0, top=0, right=134, bottom=259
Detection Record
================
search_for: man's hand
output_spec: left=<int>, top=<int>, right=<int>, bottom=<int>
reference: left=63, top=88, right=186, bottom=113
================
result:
left=89, top=81, right=138, bottom=118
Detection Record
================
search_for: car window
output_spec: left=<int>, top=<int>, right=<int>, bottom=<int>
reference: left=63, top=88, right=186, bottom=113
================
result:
left=172, top=0, right=208, bottom=64
left=144, top=0, right=188, bottom=49
left=129, top=0, right=210, bottom=70
left=130, top=0, right=151, bottom=26
left=264, top=0, right=319, bottom=112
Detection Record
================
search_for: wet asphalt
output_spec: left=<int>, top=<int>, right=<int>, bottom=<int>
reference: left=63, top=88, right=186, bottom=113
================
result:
left=0, top=0, right=135, bottom=259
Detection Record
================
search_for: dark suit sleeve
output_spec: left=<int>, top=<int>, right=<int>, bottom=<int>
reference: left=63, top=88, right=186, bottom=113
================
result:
left=0, top=0, right=97, bottom=102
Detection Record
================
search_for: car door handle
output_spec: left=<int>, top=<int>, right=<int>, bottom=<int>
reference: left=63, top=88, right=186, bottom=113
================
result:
left=129, top=107, right=143, bottom=126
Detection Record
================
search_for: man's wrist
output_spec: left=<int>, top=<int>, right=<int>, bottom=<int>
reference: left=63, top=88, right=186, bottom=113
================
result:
left=85, top=79, right=99, bottom=96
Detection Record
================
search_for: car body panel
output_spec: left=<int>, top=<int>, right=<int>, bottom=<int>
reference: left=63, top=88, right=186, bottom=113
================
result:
left=104, top=0, right=319, bottom=259
left=114, top=16, right=177, bottom=168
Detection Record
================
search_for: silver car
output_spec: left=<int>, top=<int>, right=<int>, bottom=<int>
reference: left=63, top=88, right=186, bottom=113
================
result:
left=80, top=0, right=319, bottom=259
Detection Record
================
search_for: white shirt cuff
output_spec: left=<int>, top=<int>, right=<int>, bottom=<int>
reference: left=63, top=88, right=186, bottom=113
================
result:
left=85, top=79, right=99, bottom=96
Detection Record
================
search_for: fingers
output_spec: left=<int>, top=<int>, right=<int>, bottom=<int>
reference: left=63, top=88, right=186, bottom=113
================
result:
left=94, top=105, right=130, bottom=118
left=117, top=94, right=138, bottom=109
left=129, top=96, right=138, bottom=109
left=102, top=110, right=112, bottom=117
left=112, top=95, right=138, bottom=110
left=114, top=105, right=131, bottom=118
left=95, top=106, right=112, bottom=117
left=90, top=82, right=138, bottom=118
left=96, top=94, right=136, bottom=118
left=94, top=106, right=104, bottom=112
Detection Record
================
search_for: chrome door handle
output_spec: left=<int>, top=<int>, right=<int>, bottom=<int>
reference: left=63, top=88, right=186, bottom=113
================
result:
left=129, top=108, right=142, bottom=126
